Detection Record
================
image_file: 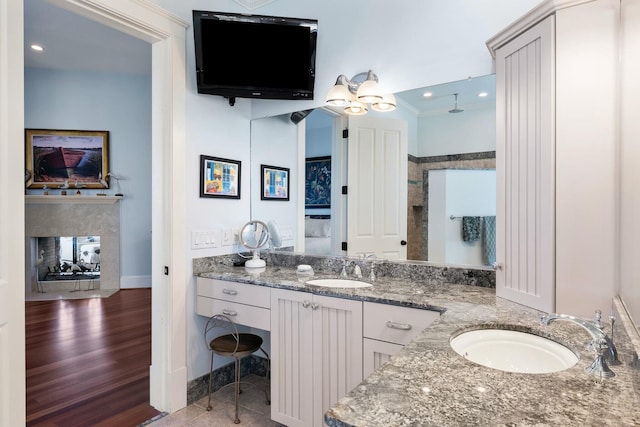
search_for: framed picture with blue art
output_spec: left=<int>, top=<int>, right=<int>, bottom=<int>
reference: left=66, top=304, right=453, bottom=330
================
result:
left=261, top=164, right=290, bottom=201
left=305, top=156, right=331, bottom=209
left=200, top=155, right=241, bottom=199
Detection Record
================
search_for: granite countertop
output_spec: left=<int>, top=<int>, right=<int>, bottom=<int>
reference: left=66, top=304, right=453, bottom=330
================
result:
left=196, top=265, right=640, bottom=426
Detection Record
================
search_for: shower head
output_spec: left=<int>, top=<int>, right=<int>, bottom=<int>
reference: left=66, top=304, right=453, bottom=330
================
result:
left=448, top=93, right=464, bottom=113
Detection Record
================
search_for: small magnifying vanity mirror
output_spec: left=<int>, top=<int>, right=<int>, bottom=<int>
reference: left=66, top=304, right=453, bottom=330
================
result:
left=239, top=220, right=270, bottom=270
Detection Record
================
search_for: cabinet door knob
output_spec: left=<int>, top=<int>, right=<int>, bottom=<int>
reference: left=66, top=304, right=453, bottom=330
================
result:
left=222, top=288, right=238, bottom=295
left=400, top=240, right=407, bottom=246
left=492, top=262, right=503, bottom=271
left=386, top=321, right=412, bottom=331
left=311, top=302, right=320, bottom=310
left=302, top=300, right=311, bottom=308
left=222, top=309, right=237, bottom=316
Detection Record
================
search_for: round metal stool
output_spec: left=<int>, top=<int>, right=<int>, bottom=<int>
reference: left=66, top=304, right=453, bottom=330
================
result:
left=204, top=314, right=270, bottom=424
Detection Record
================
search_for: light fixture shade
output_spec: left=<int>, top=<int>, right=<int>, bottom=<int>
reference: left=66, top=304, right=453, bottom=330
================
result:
left=356, top=79, right=383, bottom=104
left=344, top=101, right=368, bottom=115
left=326, top=83, right=352, bottom=106
left=372, top=93, right=397, bottom=112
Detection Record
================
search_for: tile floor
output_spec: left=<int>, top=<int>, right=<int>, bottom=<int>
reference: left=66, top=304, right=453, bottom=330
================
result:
left=147, top=374, right=284, bottom=427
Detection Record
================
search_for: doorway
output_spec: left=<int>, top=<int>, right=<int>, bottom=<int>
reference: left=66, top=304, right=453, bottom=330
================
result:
left=0, top=0, right=189, bottom=423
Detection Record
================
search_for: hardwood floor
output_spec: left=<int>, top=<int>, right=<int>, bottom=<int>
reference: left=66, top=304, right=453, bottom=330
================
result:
left=26, top=288, right=161, bottom=426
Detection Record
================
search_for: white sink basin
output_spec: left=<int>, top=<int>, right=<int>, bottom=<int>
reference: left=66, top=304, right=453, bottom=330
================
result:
left=305, top=278, right=373, bottom=289
left=450, top=329, right=578, bottom=374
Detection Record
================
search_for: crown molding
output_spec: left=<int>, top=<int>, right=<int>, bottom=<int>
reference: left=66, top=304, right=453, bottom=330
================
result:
left=486, top=0, right=597, bottom=57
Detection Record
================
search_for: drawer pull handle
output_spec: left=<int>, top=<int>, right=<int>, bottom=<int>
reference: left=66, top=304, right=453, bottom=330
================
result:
left=222, top=309, right=238, bottom=316
left=222, top=288, right=238, bottom=295
left=386, top=321, right=412, bottom=331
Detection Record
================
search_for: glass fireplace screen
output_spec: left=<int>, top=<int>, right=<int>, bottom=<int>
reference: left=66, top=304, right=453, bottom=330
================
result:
left=36, top=236, right=100, bottom=281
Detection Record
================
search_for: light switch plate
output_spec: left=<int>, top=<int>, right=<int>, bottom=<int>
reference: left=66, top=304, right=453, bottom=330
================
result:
left=191, top=230, right=219, bottom=249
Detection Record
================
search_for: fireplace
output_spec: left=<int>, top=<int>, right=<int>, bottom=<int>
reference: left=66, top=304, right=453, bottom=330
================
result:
left=25, top=196, right=121, bottom=293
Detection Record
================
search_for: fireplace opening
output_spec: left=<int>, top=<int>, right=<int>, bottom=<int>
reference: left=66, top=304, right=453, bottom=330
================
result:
left=35, top=236, right=101, bottom=282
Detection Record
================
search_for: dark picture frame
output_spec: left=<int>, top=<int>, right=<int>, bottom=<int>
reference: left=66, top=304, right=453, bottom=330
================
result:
left=305, top=156, right=331, bottom=209
left=25, top=128, right=110, bottom=189
left=261, top=164, right=290, bottom=201
left=200, top=155, right=241, bottom=199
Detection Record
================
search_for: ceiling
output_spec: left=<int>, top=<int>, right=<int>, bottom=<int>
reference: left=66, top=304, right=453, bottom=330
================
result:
left=23, top=1, right=494, bottom=113
left=23, top=0, right=151, bottom=75
left=395, top=74, right=496, bottom=116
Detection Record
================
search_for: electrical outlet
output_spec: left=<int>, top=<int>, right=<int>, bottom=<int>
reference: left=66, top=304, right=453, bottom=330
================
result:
left=222, top=228, right=237, bottom=246
left=280, top=227, right=293, bottom=240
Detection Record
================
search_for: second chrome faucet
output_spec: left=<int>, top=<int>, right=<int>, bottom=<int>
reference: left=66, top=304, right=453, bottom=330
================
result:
left=540, top=309, right=619, bottom=378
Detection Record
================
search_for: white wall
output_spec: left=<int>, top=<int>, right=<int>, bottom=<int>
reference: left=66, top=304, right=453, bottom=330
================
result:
left=24, top=68, right=152, bottom=285
left=250, top=114, right=298, bottom=243
left=620, top=0, right=640, bottom=327
left=555, top=1, right=619, bottom=316
left=417, top=104, right=496, bottom=157
left=428, top=169, right=496, bottom=265
left=150, top=0, right=541, bottom=120
left=143, top=0, right=541, bottom=381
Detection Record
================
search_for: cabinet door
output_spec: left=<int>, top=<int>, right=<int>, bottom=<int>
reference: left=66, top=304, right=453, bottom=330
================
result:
left=270, top=289, right=314, bottom=427
left=495, top=15, right=555, bottom=312
left=311, top=294, right=363, bottom=427
left=270, top=290, right=363, bottom=427
left=363, top=338, right=403, bottom=378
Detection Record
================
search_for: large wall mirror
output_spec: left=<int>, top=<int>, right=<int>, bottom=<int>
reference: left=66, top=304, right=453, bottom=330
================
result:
left=250, top=75, right=496, bottom=268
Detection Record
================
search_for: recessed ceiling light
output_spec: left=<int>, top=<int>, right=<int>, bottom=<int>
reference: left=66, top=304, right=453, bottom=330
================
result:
left=423, top=92, right=433, bottom=98
left=478, top=91, right=488, bottom=97
left=30, top=44, right=44, bottom=52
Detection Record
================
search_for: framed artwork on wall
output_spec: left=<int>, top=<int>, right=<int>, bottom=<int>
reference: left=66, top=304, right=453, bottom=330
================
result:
left=25, top=129, right=110, bottom=189
left=261, top=164, right=290, bottom=201
left=200, top=155, right=241, bottom=199
left=305, top=156, right=331, bottom=209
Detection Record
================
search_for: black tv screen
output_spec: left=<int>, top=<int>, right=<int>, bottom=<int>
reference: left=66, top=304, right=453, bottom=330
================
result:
left=193, top=10, right=318, bottom=102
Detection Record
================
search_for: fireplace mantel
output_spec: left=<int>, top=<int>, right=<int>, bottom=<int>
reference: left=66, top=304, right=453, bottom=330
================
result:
left=25, top=195, right=123, bottom=205
left=25, top=195, right=121, bottom=292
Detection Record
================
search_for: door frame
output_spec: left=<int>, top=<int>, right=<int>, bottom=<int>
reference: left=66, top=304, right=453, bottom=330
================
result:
left=0, top=0, right=189, bottom=422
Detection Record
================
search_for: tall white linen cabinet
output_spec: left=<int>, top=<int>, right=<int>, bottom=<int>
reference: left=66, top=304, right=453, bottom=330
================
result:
left=488, top=0, right=638, bottom=318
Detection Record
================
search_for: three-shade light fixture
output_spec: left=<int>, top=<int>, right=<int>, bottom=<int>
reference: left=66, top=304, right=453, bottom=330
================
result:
left=325, top=70, right=396, bottom=115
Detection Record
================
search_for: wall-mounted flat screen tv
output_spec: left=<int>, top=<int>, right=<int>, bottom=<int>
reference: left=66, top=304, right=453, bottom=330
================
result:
left=193, top=10, right=318, bottom=103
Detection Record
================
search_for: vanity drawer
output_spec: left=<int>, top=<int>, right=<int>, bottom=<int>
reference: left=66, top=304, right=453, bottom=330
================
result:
left=196, top=297, right=270, bottom=331
left=363, top=302, right=439, bottom=345
left=196, top=277, right=270, bottom=309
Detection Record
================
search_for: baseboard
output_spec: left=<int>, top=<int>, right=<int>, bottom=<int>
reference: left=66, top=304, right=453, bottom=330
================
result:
left=120, top=275, right=151, bottom=288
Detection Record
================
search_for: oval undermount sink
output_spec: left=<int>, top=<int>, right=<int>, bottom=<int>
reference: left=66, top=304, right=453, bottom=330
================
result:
left=305, top=278, right=373, bottom=288
left=450, top=329, right=578, bottom=374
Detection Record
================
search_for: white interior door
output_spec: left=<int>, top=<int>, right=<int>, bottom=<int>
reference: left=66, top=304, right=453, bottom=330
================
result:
left=347, top=116, right=407, bottom=259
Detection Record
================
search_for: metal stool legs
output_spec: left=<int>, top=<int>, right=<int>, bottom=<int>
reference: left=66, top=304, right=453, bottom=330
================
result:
left=206, top=350, right=271, bottom=424
left=206, top=351, right=215, bottom=412
left=233, top=357, right=241, bottom=424
left=260, top=347, right=271, bottom=406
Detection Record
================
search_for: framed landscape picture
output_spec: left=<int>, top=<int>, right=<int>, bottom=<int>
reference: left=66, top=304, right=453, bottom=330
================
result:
left=261, top=164, right=290, bottom=201
left=25, top=129, right=110, bottom=189
left=200, top=155, right=241, bottom=199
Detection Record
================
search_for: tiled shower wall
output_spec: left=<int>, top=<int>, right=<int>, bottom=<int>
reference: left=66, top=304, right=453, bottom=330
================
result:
left=407, top=151, right=496, bottom=261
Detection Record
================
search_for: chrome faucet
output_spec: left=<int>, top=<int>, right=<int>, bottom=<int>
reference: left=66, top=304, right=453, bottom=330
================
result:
left=341, top=258, right=363, bottom=278
left=340, top=258, right=349, bottom=277
left=540, top=310, right=617, bottom=378
left=364, top=254, right=376, bottom=281
left=353, top=264, right=362, bottom=279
